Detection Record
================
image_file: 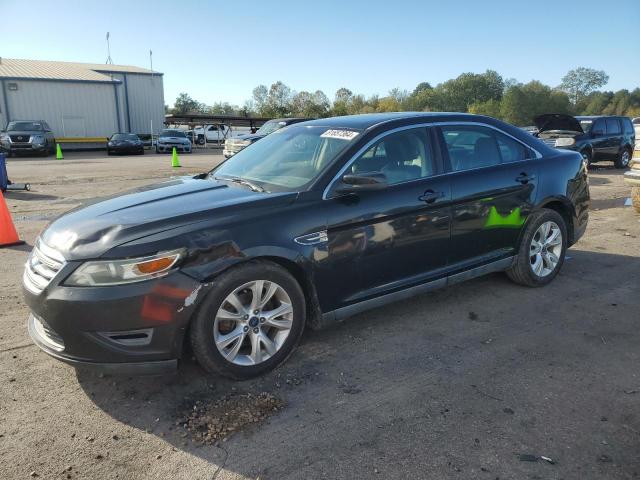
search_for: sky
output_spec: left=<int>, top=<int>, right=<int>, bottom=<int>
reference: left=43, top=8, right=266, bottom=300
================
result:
left=2, top=0, right=639, bottom=108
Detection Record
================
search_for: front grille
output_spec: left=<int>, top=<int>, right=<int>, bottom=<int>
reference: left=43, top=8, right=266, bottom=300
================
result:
left=23, top=242, right=65, bottom=295
left=31, top=314, right=64, bottom=351
left=9, top=134, right=30, bottom=143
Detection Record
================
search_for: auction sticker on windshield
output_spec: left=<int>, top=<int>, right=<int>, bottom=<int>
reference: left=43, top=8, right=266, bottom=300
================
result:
left=320, top=129, right=359, bottom=140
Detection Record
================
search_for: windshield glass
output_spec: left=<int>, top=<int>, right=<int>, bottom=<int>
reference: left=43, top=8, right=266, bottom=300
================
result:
left=213, top=125, right=360, bottom=192
left=112, top=133, right=139, bottom=141
left=7, top=121, right=44, bottom=131
left=579, top=120, right=593, bottom=132
left=256, top=120, right=286, bottom=136
left=160, top=130, right=186, bottom=138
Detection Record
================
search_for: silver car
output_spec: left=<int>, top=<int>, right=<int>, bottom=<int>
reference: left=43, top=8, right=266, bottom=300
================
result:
left=156, top=129, right=192, bottom=154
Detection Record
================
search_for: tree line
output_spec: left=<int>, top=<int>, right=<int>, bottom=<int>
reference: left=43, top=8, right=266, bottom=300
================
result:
left=168, top=67, right=640, bottom=126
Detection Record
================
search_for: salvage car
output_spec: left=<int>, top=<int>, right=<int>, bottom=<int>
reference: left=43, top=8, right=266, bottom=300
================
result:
left=107, top=133, right=144, bottom=155
left=0, top=120, right=56, bottom=157
left=23, top=113, right=589, bottom=379
left=534, top=114, right=635, bottom=168
left=155, top=129, right=192, bottom=154
left=223, top=118, right=308, bottom=158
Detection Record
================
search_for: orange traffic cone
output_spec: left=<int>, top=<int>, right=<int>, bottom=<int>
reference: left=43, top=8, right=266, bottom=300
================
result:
left=0, top=190, right=24, bottom=247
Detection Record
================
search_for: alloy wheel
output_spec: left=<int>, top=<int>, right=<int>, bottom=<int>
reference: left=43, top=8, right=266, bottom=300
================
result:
left=530, top=221, right=562, bottom=278
left=213, top=280, right=293, bottom=366
left=621, top=150, right=630, bottom=167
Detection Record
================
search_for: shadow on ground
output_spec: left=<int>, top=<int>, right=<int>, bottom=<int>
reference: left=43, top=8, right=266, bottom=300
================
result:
left=75, top=249, right=640, bottom=479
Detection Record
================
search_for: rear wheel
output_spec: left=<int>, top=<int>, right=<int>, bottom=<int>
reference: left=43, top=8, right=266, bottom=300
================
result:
left=614, top=148, right=631, bottom=169
left=506, top=209, right=567, bottom=287
left=190, top=261, right=306, bottom=379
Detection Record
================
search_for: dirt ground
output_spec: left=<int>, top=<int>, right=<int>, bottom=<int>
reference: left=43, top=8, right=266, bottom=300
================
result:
left=1, top=151, right=639, bottom=480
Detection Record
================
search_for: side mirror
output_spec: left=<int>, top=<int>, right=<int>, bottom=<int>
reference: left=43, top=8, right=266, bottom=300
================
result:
left=335, top=172, right=388, bottom=194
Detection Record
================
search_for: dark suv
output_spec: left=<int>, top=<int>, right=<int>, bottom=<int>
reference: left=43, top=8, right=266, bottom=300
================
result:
left=24, top=112, right=589, bottom=379
left=534, top=114, right=635, bottom=168
left=0, top=120, right=56, bottom=157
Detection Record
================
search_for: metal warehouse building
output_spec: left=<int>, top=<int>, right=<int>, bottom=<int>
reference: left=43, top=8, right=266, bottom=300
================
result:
left=0, top=58, right=164, bottom=140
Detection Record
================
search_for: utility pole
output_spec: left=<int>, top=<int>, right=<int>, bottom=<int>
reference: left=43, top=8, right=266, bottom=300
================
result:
left=106, top=32, right=113, bottom=64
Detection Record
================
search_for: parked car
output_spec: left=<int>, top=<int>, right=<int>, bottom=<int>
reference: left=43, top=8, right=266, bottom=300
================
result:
left=155, top=129, right=192, bottom=154
left=223, top=118, right=309, bottom=158
left=107, top=133, right=144, bottom=155
left=534, top=114, right=635, bottom=168
left=23, top=112, right=589, bottom=379
left=0, top=120, right=56, bottom=157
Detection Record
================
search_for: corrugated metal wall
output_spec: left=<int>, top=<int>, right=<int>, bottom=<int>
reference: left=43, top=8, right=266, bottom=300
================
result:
left=3, top=80, right=119, bottom=137
left=1, top=74, right=164, bottom=137
left=109, top=72, right=164, bottom=135
left=0, top=81, right=7, bottom=128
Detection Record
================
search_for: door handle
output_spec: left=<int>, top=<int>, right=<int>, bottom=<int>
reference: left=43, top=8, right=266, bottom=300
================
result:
left=515, top=173, right=536, bottom=184
left=418, top=190, right=445, bottom=204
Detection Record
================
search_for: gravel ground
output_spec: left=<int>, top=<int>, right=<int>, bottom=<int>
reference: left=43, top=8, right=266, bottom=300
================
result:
left=0, top=152, right=639, bottom=480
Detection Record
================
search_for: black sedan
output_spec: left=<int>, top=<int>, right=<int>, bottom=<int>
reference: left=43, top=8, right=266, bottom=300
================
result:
left=107, top=133, right=145, bottom=155
left=23, top=113, right=589, bottom=379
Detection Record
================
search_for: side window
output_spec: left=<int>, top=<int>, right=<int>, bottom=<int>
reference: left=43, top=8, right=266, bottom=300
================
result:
left=622, top=118, right=633, bottom=134
left=593, top=118, right=606, bottom=134
left=605, top=118, right=621, bottom=135
left=208, top=125, right=218, bottom=131
left=349, top=128, right=433, bottom=185
left=495, top=131, right=529, bottom=163
left=441, top=125, right=501, bottom=171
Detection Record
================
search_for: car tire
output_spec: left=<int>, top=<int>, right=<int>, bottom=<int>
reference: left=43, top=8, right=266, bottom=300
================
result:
left=190, top=260, right=306, bottom=380
left=506, top=209, right=567, bottom=287
left=614, top=148, right=632, bottom=169
left=581, top=149, right=593, bottom=168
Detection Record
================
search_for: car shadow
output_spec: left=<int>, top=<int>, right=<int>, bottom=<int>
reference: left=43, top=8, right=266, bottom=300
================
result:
left=74, top=248, right=640, bottom=479
left=3, top=191, right=60, bottom=201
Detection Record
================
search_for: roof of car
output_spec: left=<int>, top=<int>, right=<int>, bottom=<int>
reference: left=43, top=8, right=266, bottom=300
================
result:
left=298, top=112, right=475, bottom=130
left=271, top=118, right=309, bottom=123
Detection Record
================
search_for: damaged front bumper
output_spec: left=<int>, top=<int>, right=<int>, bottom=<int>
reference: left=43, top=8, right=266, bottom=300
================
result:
left=24, top=270, right=204, bottom=374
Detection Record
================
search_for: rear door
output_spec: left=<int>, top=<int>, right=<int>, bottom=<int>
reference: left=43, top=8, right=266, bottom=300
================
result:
left=438, top=124, right=539, bottom=271
left=321, top=127, right=450, bottom=308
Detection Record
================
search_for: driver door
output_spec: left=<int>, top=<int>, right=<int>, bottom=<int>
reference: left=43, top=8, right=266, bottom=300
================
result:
left=320, top=127, right=451, bottom=311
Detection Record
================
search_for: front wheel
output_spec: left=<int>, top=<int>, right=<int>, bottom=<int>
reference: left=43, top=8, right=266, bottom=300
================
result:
left=190, top=261, right=306, bottom=380
left=506, top=209, right=567, bottom=287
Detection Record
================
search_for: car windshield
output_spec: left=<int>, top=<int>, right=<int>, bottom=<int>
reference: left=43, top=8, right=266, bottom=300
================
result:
left=160, top=130, right=186, bottom=138
left=256, top=120, right=287, bottom=136
left=7, top=121, right=44, bottom=131
left=111, top=134, right=139, bottom=141
left=212, top=125, right=360, bottom=192
left=579, top=120, right=593, bottom=132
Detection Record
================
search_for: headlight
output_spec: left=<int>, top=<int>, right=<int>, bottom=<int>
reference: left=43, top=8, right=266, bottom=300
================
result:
left=1, top=134, right=10, bottom=142
left=64, top=249, right=184, bottom=286
left=555, top=137, right=576, bottom=147
left=236, top=139, right=252, bottom=147
left=32, top=135, right=45, bottom=143
left=108, top=141, right=115, bottom=146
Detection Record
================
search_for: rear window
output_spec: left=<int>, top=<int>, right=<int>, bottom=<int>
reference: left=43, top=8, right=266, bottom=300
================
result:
left=605, top=118, right=621, bottom=135
left=622, top=118, right=634, bottom=134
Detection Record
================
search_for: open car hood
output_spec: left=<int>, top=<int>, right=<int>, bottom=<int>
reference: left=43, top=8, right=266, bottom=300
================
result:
left=533, top=114, right=583, bottom=133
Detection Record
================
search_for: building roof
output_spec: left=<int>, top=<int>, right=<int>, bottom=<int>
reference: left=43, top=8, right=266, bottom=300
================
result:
left=0, top=58, right=161, bottom=83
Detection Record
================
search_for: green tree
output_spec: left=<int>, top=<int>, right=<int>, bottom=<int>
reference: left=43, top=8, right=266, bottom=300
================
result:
left=468, top=99, right=501, bottom=118
left=172, top=92, right=205, bottom=114
left=560, top=67, right=609, bottom=104
left=500, top=81, right=571, bottom=126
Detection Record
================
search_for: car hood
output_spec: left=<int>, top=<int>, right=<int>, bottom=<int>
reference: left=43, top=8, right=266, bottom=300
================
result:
left=533, top=114, right=583, bottom=133
left=41, top=176, right=297, bottom=260
left=230, top=133, right=265, bottom=142
left=5, top=130, right=41, bottom=136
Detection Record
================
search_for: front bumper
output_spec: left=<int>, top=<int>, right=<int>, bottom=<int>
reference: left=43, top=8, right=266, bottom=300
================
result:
left=156, top=144, right=191, bottom=153
left=7, top=143, right=47, bottom=154
left=24, top=267, right=203, bottom=374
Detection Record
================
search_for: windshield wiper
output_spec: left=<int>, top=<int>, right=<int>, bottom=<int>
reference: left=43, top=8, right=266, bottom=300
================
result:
left=215, top=175, right=265, bottom=192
